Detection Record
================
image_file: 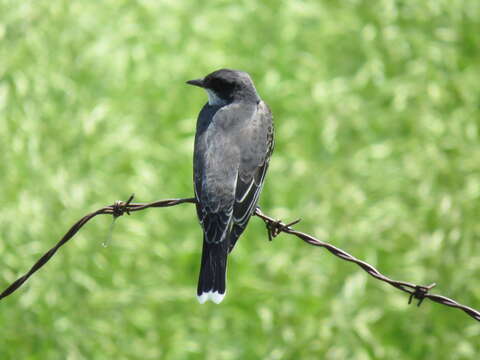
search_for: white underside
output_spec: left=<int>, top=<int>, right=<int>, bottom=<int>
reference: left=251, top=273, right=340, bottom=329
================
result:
left=197, top=290, right=226, bottom=304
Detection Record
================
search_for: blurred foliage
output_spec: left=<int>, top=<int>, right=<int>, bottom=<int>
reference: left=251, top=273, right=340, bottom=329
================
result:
left=1, top=0, right=479, bottom=359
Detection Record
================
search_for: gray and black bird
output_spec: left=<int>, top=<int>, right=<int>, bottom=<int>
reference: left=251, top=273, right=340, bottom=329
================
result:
left=187, top=69, right=274, bottom=304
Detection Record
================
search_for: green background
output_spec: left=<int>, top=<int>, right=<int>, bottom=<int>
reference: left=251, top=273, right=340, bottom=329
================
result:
left=1, top=0, right=479, bottom=358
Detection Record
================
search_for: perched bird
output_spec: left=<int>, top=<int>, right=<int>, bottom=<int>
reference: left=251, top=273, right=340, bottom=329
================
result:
left=187, top=69, right=274, bottom=304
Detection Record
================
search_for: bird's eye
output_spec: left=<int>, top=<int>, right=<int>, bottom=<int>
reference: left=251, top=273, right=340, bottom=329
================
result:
left=218, top=79, right=235, bottom=92
left=211, top=79, right=226, bottom=90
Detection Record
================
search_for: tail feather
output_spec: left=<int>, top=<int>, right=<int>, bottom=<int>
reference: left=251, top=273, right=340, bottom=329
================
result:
left=197, top=238, right=228, bottom=304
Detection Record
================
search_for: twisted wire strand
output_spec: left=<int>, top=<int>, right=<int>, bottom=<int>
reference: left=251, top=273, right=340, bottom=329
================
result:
left=1, top=195, right=478, bottom=322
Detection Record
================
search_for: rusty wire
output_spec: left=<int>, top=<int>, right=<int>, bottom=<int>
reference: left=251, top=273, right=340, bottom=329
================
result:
left=0, top=195, right=479, bottom=322
left=255, top=208, right=480, bottom=322
left=0, top=195, right=195, bottom=300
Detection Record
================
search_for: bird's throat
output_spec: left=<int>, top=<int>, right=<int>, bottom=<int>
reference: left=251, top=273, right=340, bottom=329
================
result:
left=206, top=89, right=228, bottom=106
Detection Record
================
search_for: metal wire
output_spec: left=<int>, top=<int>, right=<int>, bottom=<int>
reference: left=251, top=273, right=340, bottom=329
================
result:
left=254, top=208, right=480, bottom=322
left=0, top=195, right=478, bottom=322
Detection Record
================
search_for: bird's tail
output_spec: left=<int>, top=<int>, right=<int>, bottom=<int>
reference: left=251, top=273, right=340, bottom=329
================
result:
left=197, top=237, right=228, bottom=304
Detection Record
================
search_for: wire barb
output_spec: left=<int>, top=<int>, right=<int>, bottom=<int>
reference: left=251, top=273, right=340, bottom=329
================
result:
left=253, top=207, right=480, bottom=322
left=408, top=283, right=437, bottom=307
left=112, top=193, right=135, bottom=218
left=0, top=196, right=479, bottom=323
left=265, top=218, right=302, bottom=240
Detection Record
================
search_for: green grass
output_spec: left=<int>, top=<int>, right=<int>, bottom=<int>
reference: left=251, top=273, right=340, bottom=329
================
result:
left=1, top=0, right=479, bottom=358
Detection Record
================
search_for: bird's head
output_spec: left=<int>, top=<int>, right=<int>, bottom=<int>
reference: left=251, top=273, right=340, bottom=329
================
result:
left=187, top=69, right=259, bottom=106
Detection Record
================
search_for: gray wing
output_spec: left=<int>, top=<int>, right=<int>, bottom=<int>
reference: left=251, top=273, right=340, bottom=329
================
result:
left=229, top=101, right=274, bottom=251
left=193, top=101, right=273, bottom=248
left=193, top=103, right=241, bottom=245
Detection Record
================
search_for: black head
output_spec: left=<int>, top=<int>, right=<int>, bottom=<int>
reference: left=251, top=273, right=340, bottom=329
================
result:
left=187, top=69, right=259, bottom=105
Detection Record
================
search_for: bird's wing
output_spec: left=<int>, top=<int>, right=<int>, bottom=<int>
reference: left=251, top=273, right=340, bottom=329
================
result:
left=229, top=101, right=274, bottom=252
left=193, top=104, right=241, bottom=245
left=194, top=101, right=273, bottom=248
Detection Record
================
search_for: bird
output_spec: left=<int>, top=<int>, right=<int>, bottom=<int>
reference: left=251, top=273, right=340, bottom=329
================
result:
left=187, top=69, right=274, bottom=304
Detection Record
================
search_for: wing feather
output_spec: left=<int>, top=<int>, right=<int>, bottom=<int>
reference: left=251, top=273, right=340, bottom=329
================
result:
left=194, top=100, right=273, bottom=249
left=229, top=102, right=274, bottom=252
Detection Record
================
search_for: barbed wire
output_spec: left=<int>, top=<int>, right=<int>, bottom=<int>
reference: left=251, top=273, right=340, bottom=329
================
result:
left=254, top=208, right=480, bottom=321
left=0, top=195, right=196, bottom=300
left=0, top=195, right=478, bottom=322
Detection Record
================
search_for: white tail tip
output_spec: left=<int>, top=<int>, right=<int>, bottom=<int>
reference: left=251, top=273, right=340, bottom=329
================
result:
left=197, top=291, right=225, bottom=304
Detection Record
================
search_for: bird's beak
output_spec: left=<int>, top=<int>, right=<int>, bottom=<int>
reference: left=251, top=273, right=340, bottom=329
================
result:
left=186, top=78, right=205, bottom=88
